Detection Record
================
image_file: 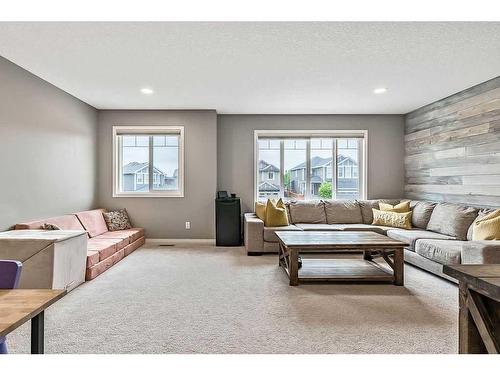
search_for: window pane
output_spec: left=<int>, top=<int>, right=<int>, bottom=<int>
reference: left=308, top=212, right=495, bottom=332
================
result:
left=310, top=138, right=333, bottom=199
left=257, top=139, right=281, bottom=201
left=121, top=135, right=149, bottom=192
left=153, top=135, right=179, bottom=191
left=337, top=138, right=360, bottom=199
left=284, top=139, right=307, bottom=200
left=153, top=136, right=165, bottom=146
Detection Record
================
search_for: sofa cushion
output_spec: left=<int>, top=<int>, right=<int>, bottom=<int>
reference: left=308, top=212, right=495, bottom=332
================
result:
left=340, top=223, right=395, bottom=235
left=290, top=223, right=394, bottom=234
left=75, top=209, right=108, bottom=237
left=87, top=238, right=119, bottom=261
left=87, top=237, right=128, bottom=260
left=358, top=199, right=401, bottom=224
left=95, top=228, right=145, bottom=243
left=86, top=250, right=100, bottom=268
left=15, top=214, right=85, bottom=231
left=386, top=229, right=456, bottom=250
left=294, top=223, right=343, bottom=231
left=426, top=203, right=478, bottom=240
left=410, top=201, right=437, bottom=229
left=263, top=225, right=302, bottom=242
left=287, top=201, right=326, bottom=224
left=323, top=200, right=362, bottom=224
left=415, top=239, right=465, bottom=265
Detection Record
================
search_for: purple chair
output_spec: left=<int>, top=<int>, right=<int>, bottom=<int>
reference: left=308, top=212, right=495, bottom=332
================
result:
left=0, top=260, right=22, bottom=354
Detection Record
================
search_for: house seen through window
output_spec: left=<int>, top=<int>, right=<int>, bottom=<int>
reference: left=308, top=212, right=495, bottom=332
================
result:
left=256, top=132, right=365, bottom=201
left=113, top=126, right=184, bottom=197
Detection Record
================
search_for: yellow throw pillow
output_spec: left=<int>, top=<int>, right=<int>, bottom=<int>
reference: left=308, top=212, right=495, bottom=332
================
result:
left=265, top=199, right=289, bottom=227
left=255, top=198, right=285, bottom=222
left=255, top=201, right=267, bottom=221
left=472, top=209, right=500, bottom=240
left=379, top=201, right=411, bottom=213
left=372, top=209, right=412, bottom=229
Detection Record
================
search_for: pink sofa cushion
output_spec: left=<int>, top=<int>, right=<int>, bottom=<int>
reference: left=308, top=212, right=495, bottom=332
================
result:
left=15, top=214, right=85, bottom=231
left=86, top=250, right=100, bottom=268
left=95, top=228, right=145, bottom=243
left=87, top=238, right=119, bottom=261
left=75, top=209, right=108, bottom=238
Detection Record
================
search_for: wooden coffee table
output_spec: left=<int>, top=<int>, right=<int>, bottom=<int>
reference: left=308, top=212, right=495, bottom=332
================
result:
left=275, top=231, right=407, bottom=286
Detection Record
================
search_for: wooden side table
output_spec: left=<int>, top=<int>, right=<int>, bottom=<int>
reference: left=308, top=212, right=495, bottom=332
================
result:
left=444, top=264, right=500, bottom=354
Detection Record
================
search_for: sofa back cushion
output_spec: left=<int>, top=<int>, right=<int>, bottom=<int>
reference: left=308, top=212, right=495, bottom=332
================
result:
left=75, top=209, right=108, bottom=238
left=426, top=203, right=478, bottom=240
left=287, top=201, right=326, bottom=224
left=15, top=214, right=85, bottom=231
left=410, top=200, right=437, bottom=229
left=358, top=199, right=401, bottom=224
left=323, top=200, right=362, bottom=224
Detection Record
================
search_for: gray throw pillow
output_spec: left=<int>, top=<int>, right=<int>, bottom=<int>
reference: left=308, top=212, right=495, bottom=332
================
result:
left=410, top=200, right=437, bottom=229
left=426, top=203, right=478, bottom=240
left=103, top=209, right=132, bottom=231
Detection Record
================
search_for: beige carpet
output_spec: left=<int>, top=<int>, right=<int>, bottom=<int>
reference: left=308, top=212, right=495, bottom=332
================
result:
left=8, top=243, right=458, bottom=354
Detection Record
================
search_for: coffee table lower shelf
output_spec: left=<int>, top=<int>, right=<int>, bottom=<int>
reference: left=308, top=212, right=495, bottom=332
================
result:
left=281, top=258, right=395, bottom=283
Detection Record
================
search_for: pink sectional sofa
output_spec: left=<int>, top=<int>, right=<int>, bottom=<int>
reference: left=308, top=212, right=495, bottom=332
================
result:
left=15, top=209, right=145, bottom=280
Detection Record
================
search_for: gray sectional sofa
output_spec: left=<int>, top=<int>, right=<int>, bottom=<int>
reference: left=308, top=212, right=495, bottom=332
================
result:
left=244, top=199, right=500, bottom=282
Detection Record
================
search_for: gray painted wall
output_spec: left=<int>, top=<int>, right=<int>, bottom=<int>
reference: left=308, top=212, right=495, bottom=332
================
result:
left=405, top=76, right=500, bottom=207
left=97, top=110, right=217, bottom=239
left=217, top=115, right=405, bottom=213
left=0, top=56, right=97, bottom=230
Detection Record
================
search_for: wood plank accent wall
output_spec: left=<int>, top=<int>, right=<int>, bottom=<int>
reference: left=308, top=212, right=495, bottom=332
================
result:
left=404, top=76, right=500, bottom=207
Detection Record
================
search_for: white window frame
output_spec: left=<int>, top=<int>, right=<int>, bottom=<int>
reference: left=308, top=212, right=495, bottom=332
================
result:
left=113, top=125, right=185, bottom=198
left=254, top=129, right=368, bottom=202
left=268, top=171, right=274, bottom=180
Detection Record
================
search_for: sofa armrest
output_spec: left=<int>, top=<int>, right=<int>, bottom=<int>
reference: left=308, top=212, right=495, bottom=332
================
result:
left=244, top=213, right=264, bottom=253
left=462, top=241, right=500, bottom=264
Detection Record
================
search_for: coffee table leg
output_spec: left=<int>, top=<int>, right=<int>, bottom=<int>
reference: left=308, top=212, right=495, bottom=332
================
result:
left=393, top=247, right=404, bottom=286
left=289, top=248, right=299, bottom=286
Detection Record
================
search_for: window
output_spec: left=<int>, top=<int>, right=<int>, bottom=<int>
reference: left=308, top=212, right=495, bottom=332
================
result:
left=255, top=130, right=366, bottom=201
left=268, top=172, right=274, bottom=180
left=113, top=126, right=184, bottom=197
left=256, top=139, right=280, bottom=200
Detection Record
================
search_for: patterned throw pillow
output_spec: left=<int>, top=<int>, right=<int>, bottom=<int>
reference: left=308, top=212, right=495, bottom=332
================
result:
left=42, top=223, right=62, bottom=230
left=372, top=209, right=412, bottom=229
left=103, top=209, right=132, bottom=231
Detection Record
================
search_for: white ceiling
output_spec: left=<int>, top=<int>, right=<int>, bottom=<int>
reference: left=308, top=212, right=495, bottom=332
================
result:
left=0, top=22, right=499, bottom=114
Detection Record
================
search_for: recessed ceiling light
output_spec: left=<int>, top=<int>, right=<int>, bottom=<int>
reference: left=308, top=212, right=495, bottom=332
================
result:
left=373, top=87, right=388, bottom=94
left=140, top=87, right=154, bottom=95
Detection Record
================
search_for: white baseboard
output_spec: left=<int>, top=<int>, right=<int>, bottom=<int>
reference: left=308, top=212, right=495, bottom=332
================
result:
left=145, top=238, right=216, bottom=245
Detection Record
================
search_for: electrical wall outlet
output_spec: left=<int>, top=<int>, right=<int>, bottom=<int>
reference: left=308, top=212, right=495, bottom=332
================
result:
left=185, top=221, right=191, bottom=230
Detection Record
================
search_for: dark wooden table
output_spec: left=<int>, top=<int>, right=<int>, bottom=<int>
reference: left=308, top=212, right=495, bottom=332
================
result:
left=443, top=264, right=500, bottom=354
left=275, top=231, right=407, bottom=286
left=0, top=289, right=66, bottom=354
